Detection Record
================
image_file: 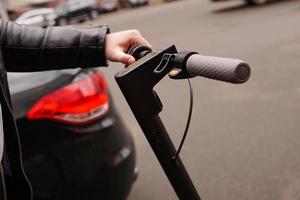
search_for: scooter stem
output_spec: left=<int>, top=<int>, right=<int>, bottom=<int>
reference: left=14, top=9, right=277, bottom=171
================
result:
left=115, top=45, right=201, bottom=200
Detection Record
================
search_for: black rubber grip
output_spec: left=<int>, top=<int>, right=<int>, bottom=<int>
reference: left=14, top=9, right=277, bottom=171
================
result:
left=186, top=54, right=251, bottom=84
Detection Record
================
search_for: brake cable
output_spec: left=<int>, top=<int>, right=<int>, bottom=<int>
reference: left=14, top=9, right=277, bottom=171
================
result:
left=173, top=78, right=193, bottom=161
left=127, top=45, right=195, bottom=161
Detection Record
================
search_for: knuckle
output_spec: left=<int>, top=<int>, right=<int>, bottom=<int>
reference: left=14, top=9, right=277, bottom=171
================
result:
left=131, top=29, right=140, bottom=36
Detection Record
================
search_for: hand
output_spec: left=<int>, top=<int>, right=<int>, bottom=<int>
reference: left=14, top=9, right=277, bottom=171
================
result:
left=105, top=30, right=152, bottom=65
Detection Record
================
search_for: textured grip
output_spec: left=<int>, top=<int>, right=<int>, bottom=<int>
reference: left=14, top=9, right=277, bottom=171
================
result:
left=186, top=54, right=251, bottom=84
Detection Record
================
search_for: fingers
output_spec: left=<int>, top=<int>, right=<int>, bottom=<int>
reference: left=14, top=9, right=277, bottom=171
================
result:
left=130, top=30, right=152, bottom=49
left=115, top=49, right=136, bottom=65
left=104, top=29, right=152, bottom=65
left=121, top=54, right=136, bottom=65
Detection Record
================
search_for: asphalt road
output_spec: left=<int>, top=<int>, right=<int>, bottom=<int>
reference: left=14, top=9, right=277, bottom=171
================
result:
left=85, top=0, right=300, bottom=199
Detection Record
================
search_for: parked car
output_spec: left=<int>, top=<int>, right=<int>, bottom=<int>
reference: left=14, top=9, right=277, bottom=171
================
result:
left=211, top=0, right=267, bottom=5
left=55, top=0, right=98, bottom=26
left=96, top=0, right=119, bottom=13
left=119, top=0, right=149, bottom=8
left=8, top=68, right=137, bottom=200
left=15, top=8, right=57, bottom=27
left=245, top=0, right=268, bottom=5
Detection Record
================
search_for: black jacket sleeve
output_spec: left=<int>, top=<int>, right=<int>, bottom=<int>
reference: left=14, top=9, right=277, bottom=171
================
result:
left=0, top=21, right=110, bottom=72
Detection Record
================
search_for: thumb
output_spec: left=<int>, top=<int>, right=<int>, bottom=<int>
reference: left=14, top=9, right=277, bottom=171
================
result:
left=116, top=51, right=136, bottom=65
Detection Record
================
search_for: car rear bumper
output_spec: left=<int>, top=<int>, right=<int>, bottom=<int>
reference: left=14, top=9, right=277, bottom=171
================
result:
left=18, top=105, right=136, bottom=200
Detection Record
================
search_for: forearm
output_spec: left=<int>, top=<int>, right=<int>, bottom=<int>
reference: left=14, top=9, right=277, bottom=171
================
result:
left=0, top=21, right=109, bottom=72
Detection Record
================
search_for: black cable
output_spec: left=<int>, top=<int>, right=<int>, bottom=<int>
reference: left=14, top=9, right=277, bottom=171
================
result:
left=173, top=78, right=193, bottom=161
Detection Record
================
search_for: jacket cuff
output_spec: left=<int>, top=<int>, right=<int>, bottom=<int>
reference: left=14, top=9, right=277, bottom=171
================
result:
left=97, top=25, right=110, bottom=67
left=78, top=25, right=110, bottom=68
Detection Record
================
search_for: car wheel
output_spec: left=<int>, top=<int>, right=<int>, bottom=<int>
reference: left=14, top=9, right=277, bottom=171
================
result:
left=245, top=0, right=267, bottom=5
left=57, top=18, right=68, bottom=26
left=90, top=10, right=98, bottom=20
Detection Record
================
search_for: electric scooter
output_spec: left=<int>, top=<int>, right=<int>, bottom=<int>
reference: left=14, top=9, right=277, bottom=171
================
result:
left=115, top=44, right=251, bottom=200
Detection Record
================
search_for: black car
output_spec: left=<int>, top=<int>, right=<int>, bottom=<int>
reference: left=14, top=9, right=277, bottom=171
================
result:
left=55, top=0, right=99, bottom=26
left=8, top=68, right=137, bottom=200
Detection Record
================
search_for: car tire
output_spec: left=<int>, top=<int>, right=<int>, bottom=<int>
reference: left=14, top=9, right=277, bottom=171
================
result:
left=119, top=0, right=129, bottom=8
left=57, top=18, right=68, bottom=26
left=89, top=10, right=98, bottom=20
left=245, top=0, right=267, bottom=5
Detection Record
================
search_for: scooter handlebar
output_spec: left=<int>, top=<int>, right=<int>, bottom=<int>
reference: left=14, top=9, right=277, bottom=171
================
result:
left=185, top=54, right=251, bottom=84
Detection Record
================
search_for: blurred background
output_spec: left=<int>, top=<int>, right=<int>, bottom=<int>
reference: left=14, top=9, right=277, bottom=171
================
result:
left=1, top=0, right=300, bottom=200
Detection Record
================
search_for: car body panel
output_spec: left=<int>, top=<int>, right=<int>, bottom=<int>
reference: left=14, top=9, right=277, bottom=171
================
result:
left=9, top=69, right=80, bottom=119
left=96, top=0, right=119, bottom=13
left=119, top=0, right=148, bottom=8
left=56, top=0, right=97, bottom=24
left=16, top=8, right=57, bottom=27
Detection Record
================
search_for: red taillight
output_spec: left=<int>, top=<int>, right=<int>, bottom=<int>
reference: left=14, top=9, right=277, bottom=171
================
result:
left=27, top=71, right=109, bottom=125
